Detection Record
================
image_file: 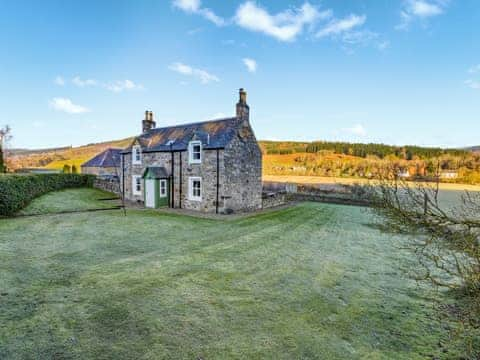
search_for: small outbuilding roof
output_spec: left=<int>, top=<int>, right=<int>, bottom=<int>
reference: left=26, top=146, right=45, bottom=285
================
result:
left=81, top=148, right=122, bottom=168
left=142, top=166, right=169, bottom=179
left=122, top=117, right=239, bottom=153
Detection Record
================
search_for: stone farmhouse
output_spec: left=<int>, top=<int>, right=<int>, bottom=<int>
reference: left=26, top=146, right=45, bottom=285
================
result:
left=120, top=89, right=262, bottom=213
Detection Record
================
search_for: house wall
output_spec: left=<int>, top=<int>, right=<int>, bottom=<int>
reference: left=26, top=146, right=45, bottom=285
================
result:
left=174, top=149, right=225, bottom=212
left=81, top=166, right=119, bottom=176
left=223, top=120, right=262, bottom=212
left=121, top=152, right=172, bottom=204
left=121, top=149, right=226, bottom=212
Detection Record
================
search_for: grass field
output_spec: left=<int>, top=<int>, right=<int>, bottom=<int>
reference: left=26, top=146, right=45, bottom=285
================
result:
left=18, top=188, right=119, bottom=216
left=264, top=174, right=480, bottom=192
left=0, top=189, right=463, bottom=359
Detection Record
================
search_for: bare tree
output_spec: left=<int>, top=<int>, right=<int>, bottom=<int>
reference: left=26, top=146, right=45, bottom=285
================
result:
left=367, top=174, right=480, bottom=356
left=0, top=125, right=12, bottom=173
left=113, top=153, right=127, bottom=216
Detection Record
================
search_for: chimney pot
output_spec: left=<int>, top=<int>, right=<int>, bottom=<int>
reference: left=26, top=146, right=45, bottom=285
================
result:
left=236, top=88, right=249, bottom=123
left=239, top=88, right=247, bottom=104
left=142, top=110, right=156, bottom=133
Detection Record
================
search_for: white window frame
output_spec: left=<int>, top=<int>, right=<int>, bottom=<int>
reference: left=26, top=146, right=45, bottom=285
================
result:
left=132, top=175, right=142, bottom=195
left=132, top=145, right=142, bottom=165
left=188, top=177, right=202, bottom=201
left=188, top=141, right=202, bottom=164
left=159, top=179, right=167, bottom=198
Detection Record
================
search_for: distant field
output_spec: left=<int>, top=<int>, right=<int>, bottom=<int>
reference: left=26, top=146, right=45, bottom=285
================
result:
left=263, top=175, right=480, bottom=192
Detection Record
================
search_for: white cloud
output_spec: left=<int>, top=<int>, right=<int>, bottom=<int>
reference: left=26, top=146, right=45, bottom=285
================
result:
left=243, top=58, right=257, bottom=73
left=313, top=13, right=387, bottom=51
left=50, top=98, right=90, bottom=114
left=72, top=76, right=97, bottom=87
left=410, top=0, right=443, bottom=17
left=54, top=76, right=65, bottom=86
left=465, top=79, right=480, bottom=90
left=173, top=0, right=225, bottom=26
left=63, top=76, right=144, bottom=92
left=343, top=124, right=367, bottom=137
left=169, top=62, right=219, bottom=84
left=234, top=1, right=330, bottom=42
left=468, top=64, right=480, bottom=74
left=316, top=14, right=366, bottom=38
left=173, top=0, right=199, bottom=12
left=105, top=80, right=144, bottom=93
left=397, top=1, right=446, bottom=30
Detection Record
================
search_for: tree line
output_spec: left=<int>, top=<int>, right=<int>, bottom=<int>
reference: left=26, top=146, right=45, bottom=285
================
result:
left=261, top=140, right=468, bottom=159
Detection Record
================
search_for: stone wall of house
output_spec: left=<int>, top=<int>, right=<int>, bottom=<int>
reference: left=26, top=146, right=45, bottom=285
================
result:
left=121, top=149, right=227, bottom=212
left=121, top=151, right=172, bottom=204
left=94, top=178, right=121, bottom=195
left=81, top=166, right=119, bottom=176
left=223, top=120, right=262, bottom=212
left=262, top=191, right=286, bottom=209
left=174, top=149, right=226, bottom=212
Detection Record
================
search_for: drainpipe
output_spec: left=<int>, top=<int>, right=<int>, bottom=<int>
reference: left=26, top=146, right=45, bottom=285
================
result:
left=170, top=145, right=174, bottom=208
left=122, top=153, right=125, bottom=201
left=216, top=149, right=220, bottom=214
left=179, top=152, right=182, bottom=209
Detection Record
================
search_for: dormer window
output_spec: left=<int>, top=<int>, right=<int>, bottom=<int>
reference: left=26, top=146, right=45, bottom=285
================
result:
left=188, top=141, right=202, bottom=164
left=132, top=145, right=142, bottom=165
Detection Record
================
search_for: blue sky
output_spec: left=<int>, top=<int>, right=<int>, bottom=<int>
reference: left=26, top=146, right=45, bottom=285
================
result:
left=1, top=0, right=479, bottom=149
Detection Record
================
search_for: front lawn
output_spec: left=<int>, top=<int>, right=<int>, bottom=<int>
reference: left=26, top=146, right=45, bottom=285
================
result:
left=0, top=189, right=460, bottom=359
left=17, top=188, right=118, bottom=216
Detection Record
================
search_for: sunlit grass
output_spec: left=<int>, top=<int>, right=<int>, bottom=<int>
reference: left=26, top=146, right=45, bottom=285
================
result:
left=0, top=189, right=462, bottom=359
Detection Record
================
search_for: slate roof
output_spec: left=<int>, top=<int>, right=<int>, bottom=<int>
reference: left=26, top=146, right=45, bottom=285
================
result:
left=122, top=117, right=239, bottom=153
left=81, top=148, right=122, bottom=168
left=142, top=166, right=169, bottom=179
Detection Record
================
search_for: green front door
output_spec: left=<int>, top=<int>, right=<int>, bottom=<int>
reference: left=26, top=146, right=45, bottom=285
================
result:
left=143, top=168, right=170, bottom=208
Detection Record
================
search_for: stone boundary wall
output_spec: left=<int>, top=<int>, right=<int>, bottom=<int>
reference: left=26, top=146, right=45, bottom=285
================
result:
left=263, top=181, right=373, bottom=207
left=262, top=191, right=287, bottom=209
left=94, top=178, right=121, bottom=195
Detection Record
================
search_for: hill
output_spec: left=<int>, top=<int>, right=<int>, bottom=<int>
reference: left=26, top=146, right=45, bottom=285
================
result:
left=7, top=138, right=133, bottom=171
left=6, top=138, right=480, bottom=185
left=466, top=146, right=480, bottom=152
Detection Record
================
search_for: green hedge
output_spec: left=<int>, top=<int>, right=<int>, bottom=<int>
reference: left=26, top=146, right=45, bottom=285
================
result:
left=0, top=174, right=95, bottom=216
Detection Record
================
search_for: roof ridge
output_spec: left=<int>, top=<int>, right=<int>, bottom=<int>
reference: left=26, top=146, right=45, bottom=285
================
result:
left=144, top=116, right=237, bottom=135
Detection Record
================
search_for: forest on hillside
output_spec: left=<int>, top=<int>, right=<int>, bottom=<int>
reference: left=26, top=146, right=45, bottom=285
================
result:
left=261, top=141, right=480, bottom=184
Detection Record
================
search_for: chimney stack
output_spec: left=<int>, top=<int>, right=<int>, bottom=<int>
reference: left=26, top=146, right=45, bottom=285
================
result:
left=142, top=110, right=156, bottom=133
left=236, top=88, right=249, bottom=123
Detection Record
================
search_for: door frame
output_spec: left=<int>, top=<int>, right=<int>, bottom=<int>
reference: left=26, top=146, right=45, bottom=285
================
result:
left=144, top=178, right=158, bottom=208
